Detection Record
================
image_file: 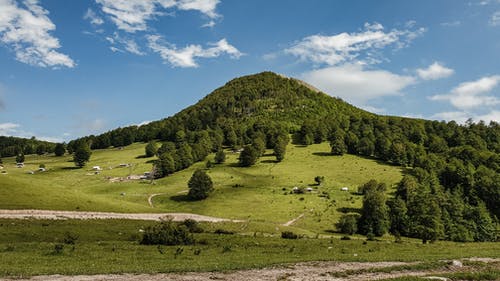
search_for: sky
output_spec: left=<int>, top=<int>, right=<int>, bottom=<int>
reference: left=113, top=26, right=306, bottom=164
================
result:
left=0, top=0, right=499, bottom=143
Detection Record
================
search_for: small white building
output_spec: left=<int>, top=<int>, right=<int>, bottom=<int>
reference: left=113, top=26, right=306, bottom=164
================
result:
left=119, top=163, right=129, bottom=167
left=16, top=163, right=24, bottom=168
left=341, top=187, right=349, bottom=191
left=38, top=167, right=46, bottom=172
left=306, top=187, right=313, bottom=192
left=92, top=166, right=102, bottom=171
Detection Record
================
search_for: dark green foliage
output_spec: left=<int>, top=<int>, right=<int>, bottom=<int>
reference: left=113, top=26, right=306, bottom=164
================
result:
left=214, top=149, right=226, bottom=164
left=15, top=153, right=24, bottom=163
left=314, top=176, right=325, bottom=185
left=337, top=214, right=359, bottom=235
left=73, top=142, right=91, bottom=168
left=214, top=229, right=234, bottom=235
left=281, top=231, right=298, bottom=239
left=187, top=169, right=214, bottom=200
left=273, top=135, right=288, bottom=162
left=140, top=220, right=194, bottom=246
left=358, top=180, right=390, bottom=237
left=155, top=153, right=175, bottom=178
left=181, top=219, right=204, bottom=233
left=145, top=141, right=157, bottom=157
left=0, top=136, right=55, bottom=157
left=36, top=144, right=46, bottom=155
left=239, top=145, right=259, bottom=167
left=54, top=143, right=65, bottom=156
left=388, top=198, right=408, bottom=236
left=330, top=138, right=347, bottom=156
left=358, top=179, right=386, bottom=195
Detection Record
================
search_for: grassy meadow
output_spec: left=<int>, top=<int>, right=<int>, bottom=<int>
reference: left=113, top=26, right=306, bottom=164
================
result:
left=0, top=219, right=498, bottom=277
left=0, top=142, right=403, bottom=233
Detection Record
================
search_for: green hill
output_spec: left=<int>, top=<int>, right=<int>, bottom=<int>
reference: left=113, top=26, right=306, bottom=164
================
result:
left=3, top=71, right=500, bottom=243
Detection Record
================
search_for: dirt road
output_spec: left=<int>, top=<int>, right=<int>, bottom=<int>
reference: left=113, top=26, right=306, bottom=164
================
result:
left=0, top=209, right=243, bottom=223
left=3, top=259, right=497, bottom=281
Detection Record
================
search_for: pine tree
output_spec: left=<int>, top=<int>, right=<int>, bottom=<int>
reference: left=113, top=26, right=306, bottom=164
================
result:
left=214, top=149, right=226, bottom=164
left=187, top=170, right=214, bottom=200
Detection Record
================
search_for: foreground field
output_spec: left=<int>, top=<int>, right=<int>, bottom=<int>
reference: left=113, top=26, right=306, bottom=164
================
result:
left=0, top=219, right=498, bottom=278
left=0, top=142, right=403, bottom=233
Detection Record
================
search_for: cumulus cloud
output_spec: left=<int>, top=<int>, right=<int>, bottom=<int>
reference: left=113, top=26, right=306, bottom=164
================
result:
left=430, top=75, right=500, bottom=109
left=147, top=35, right=242, bottom=67
left=416, top=62, right=454, bottom=80
left=285, top=22, right=425, bottom=66
left=0, top=122, right=64, bottom=142
left=95, top=0, right=220, bottom=33
left=83, top=8, right=104, bottom=25
left=301, top=64, right=416, bottom=105
left=0, top=0, right=75, bottom=68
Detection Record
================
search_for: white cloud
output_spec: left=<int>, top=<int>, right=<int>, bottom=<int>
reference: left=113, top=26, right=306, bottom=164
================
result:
left=0, top=0, right=75, bottom=68
left=416, top=62, right=454, bottom=80
left=285, top=22, right=425, bottom=66
left=440, top=20, right=461, bottom=27
left=430, top=75, right=500, bottom=109
left=490, top=11, right=500, bottom=26
left=301, top=64, right=416, bottom=104
left=0, top=122, right=20, bottom=135
left=147, top=35, right=242, bottom=67
left=0, top=122, right=64, bottom=142
left=83, top=8, right=104, bottom=25
left=201, top=20, right=216, bottom=28
left=95, top=0, right=220, bottom=33
left=431, top=110, right=500, bottom=123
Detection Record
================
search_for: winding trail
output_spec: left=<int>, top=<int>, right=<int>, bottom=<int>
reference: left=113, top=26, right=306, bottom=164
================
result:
left=0, top=209, right=244, bottom=223
left=147, top=193, right=166, bottom=208
left=283, top=213, right=305, bottom=226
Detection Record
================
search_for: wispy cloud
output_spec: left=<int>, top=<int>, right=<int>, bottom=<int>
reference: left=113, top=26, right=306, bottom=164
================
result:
left=106, top=33, right=145, bottom=55
left=490, top=11, right=500, bottom=26
left=416, top=62, right=454, bottom=80
left=95, top=0, right=220, bottom=33
left=83, top=8, right=104, bottom=25
left=430, top=75, right=500, bottom=109
left=0, top=122, right=64, bottom=142
left=440, top=20, right=461, bottom=27
left=0, top=0, right=75, bottom=68
left=147, top=35, right=242, bottom=67
left=301, top=64, right=416, bottom=105
left=285, top=22, right=425, bottom=66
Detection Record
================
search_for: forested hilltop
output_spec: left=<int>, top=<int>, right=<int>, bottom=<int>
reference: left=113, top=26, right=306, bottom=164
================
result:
left=0, top=136, right=56, bottom=158
left=63, top=71, right=498, bottom=242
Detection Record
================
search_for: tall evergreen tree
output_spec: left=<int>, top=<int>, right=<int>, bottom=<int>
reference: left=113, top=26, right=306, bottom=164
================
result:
left=187, top=169, right=214, bottom=200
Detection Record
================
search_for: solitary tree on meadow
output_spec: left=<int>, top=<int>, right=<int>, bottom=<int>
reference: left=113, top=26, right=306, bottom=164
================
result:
left=73, top=142, right=91, bottom=168
left=187, top=169, right=214, bottom=200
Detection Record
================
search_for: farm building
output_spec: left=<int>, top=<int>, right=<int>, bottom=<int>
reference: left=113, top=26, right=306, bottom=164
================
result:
left=92, top=166, right=102, bottom=171
left=341, top=187, right=349, bottom=191
left=16, top=163, right=24, bottom=168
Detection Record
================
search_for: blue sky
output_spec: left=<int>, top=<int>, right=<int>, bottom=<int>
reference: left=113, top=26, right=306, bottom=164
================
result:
left=0, top=0, right=499, bottom=142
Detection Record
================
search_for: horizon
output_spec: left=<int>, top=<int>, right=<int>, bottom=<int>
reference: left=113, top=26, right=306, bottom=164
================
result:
left=1, top=0, right=499, bottom=142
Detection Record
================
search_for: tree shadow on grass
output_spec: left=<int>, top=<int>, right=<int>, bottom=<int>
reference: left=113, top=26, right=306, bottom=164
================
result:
left=312, top=152, right=332, bottom=157
left=145, top=159, right=156, bottom=164
left=170, top=194, right=192, bottom=202
left=135, top=155, right=149, bottom=159
left=337, top=207, right=361, bottom=214
left=61, top=166, right=81, bottom=170
left=261, top=159, right=278, bottom=164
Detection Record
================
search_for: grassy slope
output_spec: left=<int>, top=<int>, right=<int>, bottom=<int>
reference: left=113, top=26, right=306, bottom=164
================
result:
left=0, top=142, right=402, bottom=233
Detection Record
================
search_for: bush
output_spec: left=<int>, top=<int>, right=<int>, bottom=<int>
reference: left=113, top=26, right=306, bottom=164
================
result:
left=181, top=219, right=204, bottom=233
left=336, top=214, right=359, bottom=235
left=63, top=232, right=78, bottom=244
left=281, top=231, right=298, bottom=239
left=214, top=229, right=234, bottom=235
left=140, top=220, right=194, bottom=245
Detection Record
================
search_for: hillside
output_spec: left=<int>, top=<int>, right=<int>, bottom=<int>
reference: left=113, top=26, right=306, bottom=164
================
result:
left=3, top=71, right=499, bottom=244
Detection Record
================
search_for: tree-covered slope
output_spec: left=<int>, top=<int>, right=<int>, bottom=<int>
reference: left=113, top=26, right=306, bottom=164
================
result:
left=68, top=71, right=499, bottom=242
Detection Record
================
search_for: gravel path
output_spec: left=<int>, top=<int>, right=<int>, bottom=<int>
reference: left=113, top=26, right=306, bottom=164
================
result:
left=3, top=259, right=493, bottom=281
left=147, top=193, right=166, bottom=207
left=0, top=209, right=244, bottom=223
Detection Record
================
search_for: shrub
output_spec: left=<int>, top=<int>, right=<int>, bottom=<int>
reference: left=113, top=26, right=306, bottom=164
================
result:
left=337, top=214, right=359, bottom=235
left=181, top=219, right=204, bottom=233
left=140, top=220, right=194, bottom=245
left=281, top=231, right=298, bottom=239
left=63, top=232, right=78, bottom=245
left=52, top=243, right=64, bottom=255
left=214, top=229, right=234, bottom=235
